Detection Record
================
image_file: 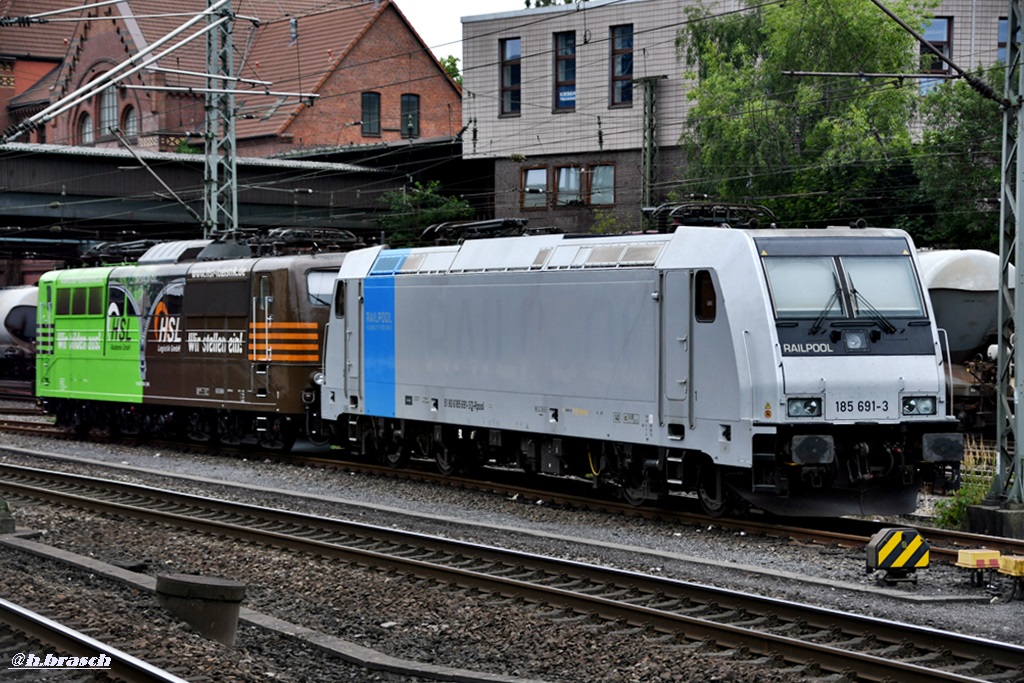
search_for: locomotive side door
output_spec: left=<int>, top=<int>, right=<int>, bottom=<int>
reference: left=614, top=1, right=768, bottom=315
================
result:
left=251, top=274, right=273, bottom=397
left=36, top=279, right=54, bottom=388
left=661, top=269, right=691, bottom=424
left=345, top=279, right=363, bottom=409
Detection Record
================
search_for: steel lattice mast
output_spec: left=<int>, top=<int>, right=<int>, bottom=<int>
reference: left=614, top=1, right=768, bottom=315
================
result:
left=994, top=0, right=1024, bottom=508
left=203, top=0, right=238, bottom=238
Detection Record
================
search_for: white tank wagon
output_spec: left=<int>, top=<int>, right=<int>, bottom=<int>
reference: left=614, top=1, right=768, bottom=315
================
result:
left=917, top=249, right=1012, bottom=431
left=0, top=285, right=37, bottom=382
left=319, top=226, right=963, bottom=517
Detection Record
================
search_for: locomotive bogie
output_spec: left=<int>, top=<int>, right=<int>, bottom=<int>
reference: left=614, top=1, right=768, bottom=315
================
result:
left=321, top=227, right=964, bottom=517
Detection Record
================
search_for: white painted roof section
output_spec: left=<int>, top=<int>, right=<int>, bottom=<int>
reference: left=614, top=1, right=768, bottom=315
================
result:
left=917, top=249, right=1013, bottom=291
left=405, top=232, right=674, bottom=274
left=138, top=240, right=213, bottom=264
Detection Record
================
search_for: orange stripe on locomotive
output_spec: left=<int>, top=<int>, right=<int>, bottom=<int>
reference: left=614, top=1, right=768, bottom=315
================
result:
left=247, top=321, right=320, bottom=362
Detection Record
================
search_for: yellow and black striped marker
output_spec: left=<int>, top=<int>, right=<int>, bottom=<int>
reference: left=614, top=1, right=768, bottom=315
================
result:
left=866, top=528, right=929, bottom=583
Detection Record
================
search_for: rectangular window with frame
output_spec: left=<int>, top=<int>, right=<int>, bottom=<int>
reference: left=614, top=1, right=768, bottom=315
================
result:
left=401, top=94, right=420, bottom=138
left=920, top=17, right=952, bottom=93
left=588, top=164, right=615, bottom=206
left=56, top=288, right=71, bottom=316
left=555, top=166, right=582, bottom=206
left=554, top=32, right=576, bottom=111
left=361, top=92, right=381, bottom=136
left=501, top=38, right=522, bottom=116
left=100, top=88, right=117, bottom=137
left=521, top=167, right=548, bottom=209
left=610, top=25, right=633, bottom=107
left=998, top=18, right=1020, bottom=63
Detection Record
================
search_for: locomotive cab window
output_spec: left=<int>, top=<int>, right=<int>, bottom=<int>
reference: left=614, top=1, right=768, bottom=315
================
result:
left=695, top=270, right=716, bottom=322
left=334, top=282, right=345, bottom=318
left=844, top=256, right=925, bottom=318
left=763, top=254, right=924, bottom=320
left=56, top=288, right=71, bottom=316
left=306, top=270, right=336, bottom=307
left=764, top=256, right=844, bottom=319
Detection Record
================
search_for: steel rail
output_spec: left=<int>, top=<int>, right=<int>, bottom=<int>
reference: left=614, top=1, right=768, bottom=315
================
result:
left=0, top=463, right=1021, bottom=683
left=3, top=427, right=1023, bottom=561
left=0, top=597, right=189, bottom=683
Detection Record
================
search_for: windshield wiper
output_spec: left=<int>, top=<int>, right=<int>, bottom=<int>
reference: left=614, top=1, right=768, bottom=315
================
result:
left=850, top=287, right=897, bottom=334
left=809, top=289, right=840, bottom=335
left=809, top=284, right=841, bottom=335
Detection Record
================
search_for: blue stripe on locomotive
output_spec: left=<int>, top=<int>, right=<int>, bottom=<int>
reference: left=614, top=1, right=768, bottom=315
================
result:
left=363, top=249, right=410, bottom=417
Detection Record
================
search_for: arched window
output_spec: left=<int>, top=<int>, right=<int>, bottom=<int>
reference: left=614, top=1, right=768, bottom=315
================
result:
left=99, top=87, right=117, bottom=136
left=78, top=113, right=94, bottom=145
left=121, top=105, right=138, bottom=140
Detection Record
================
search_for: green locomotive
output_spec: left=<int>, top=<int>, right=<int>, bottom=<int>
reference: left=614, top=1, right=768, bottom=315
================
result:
left=36, top=237, right=351, bottom=449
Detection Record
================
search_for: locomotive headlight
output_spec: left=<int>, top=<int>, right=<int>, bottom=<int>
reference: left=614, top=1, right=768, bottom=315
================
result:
left=902, top=396, right=936, bottom=415
left=843, top=330, right=868, bottom=352
left=313, top=372, right=326, bottom=386
left=787, top=398, right=822, bottom=418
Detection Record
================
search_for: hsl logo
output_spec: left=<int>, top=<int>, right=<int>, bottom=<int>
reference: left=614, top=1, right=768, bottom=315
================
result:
left=106, top=302, right=130, bottom=341
left=152, top=301, right=182, bottom=343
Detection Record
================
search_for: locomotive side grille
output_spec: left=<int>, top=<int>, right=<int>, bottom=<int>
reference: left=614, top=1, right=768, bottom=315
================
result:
left=248, top=321, right=319, bottom=363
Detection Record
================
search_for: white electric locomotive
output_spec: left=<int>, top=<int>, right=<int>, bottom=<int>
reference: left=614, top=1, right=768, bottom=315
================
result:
left=319, top=224, right=963, bottom=517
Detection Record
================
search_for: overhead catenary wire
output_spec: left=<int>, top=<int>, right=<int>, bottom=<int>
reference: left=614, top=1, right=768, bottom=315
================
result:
left=0, top=0, right=1004, bottom=228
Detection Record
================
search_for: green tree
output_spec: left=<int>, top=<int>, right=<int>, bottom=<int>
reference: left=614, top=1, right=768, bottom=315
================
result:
left=440, top=55, right=462, bottom=86
left=378, top=180, right=474, bottom=246
left=524, top=0, right=579, bottom=7
left=676, top=0, right=939, bottom=228
left=913, top=66, right=1002, bottom=251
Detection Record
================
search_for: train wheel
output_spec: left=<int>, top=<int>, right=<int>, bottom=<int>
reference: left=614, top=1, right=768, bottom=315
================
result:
left=258, top=417, right=297, bottom=452
left=217, top=412, right=241, bottom=446
left=93, top=407, right=118, bottom=440
left=117, top=406, right=143, bottom=436
left=185, top=410, right=215, bottom=443
left=697, top=464, right=729, bottom=517
left=383, top=446, right=410, bottom=468
left=70, top=404, right=91, bottom=437
left=435, top=440, right=458, bottom=476
left=621, top=480, right=648, bottom=506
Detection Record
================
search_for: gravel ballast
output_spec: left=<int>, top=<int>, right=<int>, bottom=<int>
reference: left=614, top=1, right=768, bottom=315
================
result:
left=0, top=428, right=1021, bottom=682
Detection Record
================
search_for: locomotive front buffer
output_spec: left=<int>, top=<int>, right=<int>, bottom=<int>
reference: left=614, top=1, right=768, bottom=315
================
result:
left=866, top=527, right=929, bottom=585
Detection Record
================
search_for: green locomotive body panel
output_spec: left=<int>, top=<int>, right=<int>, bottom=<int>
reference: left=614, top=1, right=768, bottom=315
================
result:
left=36, top=267, right=145, bottom=403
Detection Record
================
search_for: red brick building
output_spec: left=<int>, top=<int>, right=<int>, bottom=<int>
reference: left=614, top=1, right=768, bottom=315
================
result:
left=1, top=0, right=461, bottom=155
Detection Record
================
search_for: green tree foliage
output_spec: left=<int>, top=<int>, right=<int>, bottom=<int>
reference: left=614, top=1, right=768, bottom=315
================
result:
left=676, top=0, right=939, bottom=228
left=913, top=67, right=1003, bottom=251
left=440, top=55, right=462, bottom=86
left=378, top=180, right=474, bottom=246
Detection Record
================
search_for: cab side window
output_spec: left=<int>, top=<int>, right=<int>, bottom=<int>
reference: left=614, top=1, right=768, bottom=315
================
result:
left=695, top=270, right=716, bottom=322
left=334, top=282, right=345, bottom=318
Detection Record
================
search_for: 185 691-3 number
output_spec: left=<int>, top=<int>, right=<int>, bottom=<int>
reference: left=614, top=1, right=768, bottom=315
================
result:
left=834, top=399, right=889, bottom=414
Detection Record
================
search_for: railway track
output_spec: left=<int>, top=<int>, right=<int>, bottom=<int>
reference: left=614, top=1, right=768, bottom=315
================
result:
left=0, top=597, right=189, bottom=683
left=3, top=420, right=1023, bottom=563
left=0, top=418, right=62, bottom=438
left=0, top=462, right=1021, bottom=683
